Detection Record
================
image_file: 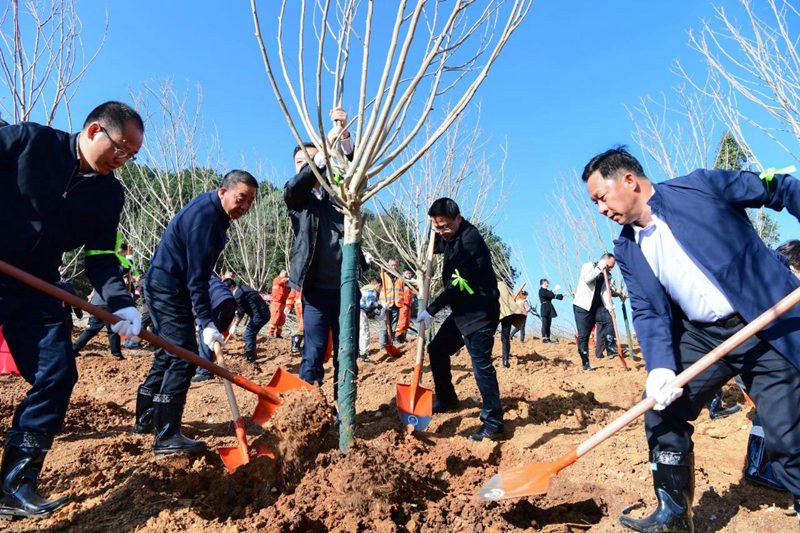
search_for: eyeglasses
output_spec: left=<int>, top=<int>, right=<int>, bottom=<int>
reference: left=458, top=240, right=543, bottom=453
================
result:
left=100, top=126, right=137, bottom=162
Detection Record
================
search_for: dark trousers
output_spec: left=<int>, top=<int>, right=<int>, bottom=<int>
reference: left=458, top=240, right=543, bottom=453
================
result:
left=593, top=307, right=617, bottom=358
left=243, top=310, right=269, bottom=353
left=72, top=313, right=121, bottom=356
left=0, top=289, right=78, bottom=446
left=511, top=316, right=526, bottom=343
left=574, top=304, right=617, bottom=362
left=194, top=299, right=237, bottom=378
left=500, top=316, right=514, bottom=364
left=428, top=315, right=503, bottom=432
left=379, top=305, right=400, bottom=347
left=140, top=278, right=198, bottom=398
left=644, top=316, right=800, bottom=497
left=300, top=286, right=341, bottom=387
left=541, top=315, right=552, bottom=339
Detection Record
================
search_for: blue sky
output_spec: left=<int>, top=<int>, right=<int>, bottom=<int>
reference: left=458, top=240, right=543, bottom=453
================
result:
left=4, top=1, right=796, bottom=327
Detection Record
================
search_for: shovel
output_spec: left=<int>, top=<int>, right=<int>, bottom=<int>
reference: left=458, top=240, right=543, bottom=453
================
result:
left=384, top=311, right=402, bottom=357
left=212, top=342, right=273, bottom=472
left=476, top=286, right=800, bottom=501
left=396, top=227, right=436, bottom=430
left=0, top=259, right=310, bottom=427
left=602, top=269, right=630, bottom=371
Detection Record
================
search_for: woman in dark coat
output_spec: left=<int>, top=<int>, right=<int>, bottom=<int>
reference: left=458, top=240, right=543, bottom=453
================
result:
left=538, top=279, right=563, bottom=343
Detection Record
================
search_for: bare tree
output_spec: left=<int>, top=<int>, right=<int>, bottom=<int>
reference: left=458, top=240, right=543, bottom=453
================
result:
left=251, top=0, right=532, bottom=451
left=362, top=109, right=508, bottom=294
left=683, top=0, right=800, bottom=168
left=0, top=0, right=106, bottom=127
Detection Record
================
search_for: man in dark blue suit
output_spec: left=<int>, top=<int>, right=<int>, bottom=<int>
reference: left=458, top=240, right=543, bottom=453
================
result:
left=582, top=146, right=800, bottom=532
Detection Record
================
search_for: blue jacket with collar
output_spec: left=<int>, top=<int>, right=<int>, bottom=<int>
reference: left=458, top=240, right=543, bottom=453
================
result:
left=0, top=122, right=133, bottom=311
left=613, top=168, right=800, bottom=372
left=147, top=192, right=230, bottom=327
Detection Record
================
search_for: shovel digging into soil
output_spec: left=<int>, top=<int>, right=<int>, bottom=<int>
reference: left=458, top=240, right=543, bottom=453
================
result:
left=477, top=286, right=800, bottom=501
left=212, top=342, right=274, bottom=472
left=0, top=259, right=311, bottom=427
left=396, top=227, right=436, bottom=430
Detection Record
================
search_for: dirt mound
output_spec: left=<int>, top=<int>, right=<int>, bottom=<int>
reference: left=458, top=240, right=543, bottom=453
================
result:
left=0, top=333, right=795, bottom=531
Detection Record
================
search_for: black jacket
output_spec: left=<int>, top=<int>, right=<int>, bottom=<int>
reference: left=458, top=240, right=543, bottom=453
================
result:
left=0, top=122, right=132, bottom=311
left=427, top=219, right=500, bottom=335
left=147, top=192, right=230, bottom=327
left=284, top=163, right=344, bottom=291
left=233, top=284, right=269, bottom=321
left=538, top=287, right=563, bottom=318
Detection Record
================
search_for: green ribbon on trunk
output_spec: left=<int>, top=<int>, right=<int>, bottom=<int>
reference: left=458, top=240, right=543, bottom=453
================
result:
left=451, top=269, right=474, bottom=295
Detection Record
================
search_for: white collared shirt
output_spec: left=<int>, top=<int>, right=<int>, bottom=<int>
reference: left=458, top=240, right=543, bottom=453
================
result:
left=633, top=213, right=735, bottom=322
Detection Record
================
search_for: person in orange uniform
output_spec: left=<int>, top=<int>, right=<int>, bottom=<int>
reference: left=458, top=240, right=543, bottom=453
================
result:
left=267, top=270, right=290, bottom=338
left=395, top=270, right=417, bottom=343
left=286, top=288, right=304, bottom=353
left=380, top=259, right=407, bottom=347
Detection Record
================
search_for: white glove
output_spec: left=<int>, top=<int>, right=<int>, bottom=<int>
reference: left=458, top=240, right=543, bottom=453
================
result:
left=284, top=306, right=292, bottom=315
left=313, top=150, right=327, bottom=169
left=229, top=323, right=238, bottom=337
left=553, top=285, right=561, bottom=292
left=202, top=325, right=225, bottom=350
left=645, top=368, right=684, bottom=411
left=363, top=251, right=374, bottom=265
left=416, top=310, right=433, bottom=328
left=110, top=306, right=141, bottom=337
left=597, top=259, right=608, bottom=271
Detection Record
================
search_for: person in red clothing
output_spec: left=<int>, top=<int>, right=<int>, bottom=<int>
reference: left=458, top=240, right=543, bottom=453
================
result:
left=267, top=270, right=290, bottom=337
left=380, top=259, right=407, bottom=347
left=395, top=270, right=417, bottom=342
left=286, top=288, right=304, bottom=353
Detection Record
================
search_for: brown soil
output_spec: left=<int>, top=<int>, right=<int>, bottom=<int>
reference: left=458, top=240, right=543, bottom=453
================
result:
left=0, top=331, right=795, bottom=531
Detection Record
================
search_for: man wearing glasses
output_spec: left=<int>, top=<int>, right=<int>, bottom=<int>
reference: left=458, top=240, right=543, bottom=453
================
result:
left=0, top=101, right=143, bottom=519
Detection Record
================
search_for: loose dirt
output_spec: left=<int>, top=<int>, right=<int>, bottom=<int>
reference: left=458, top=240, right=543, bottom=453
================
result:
left=0, top=329, right=795, bottom=531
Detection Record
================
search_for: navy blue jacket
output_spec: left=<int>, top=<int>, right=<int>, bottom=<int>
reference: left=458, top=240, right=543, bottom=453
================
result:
left=233, top=284, right=269, bottom=322
left=209, top=276, right=235, bottom=310
left=0, top=122, right=132, bottom=311
left=427, top=219, right=500, bottom=335
left=147, top=192, right=230, bottom=327
left=614, top=169, right=800, bottom=372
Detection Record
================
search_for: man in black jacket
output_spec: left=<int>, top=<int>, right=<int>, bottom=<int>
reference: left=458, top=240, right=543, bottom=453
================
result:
left=134, top=170, right=258, bottom=454
left=538, top=279, right=563, bottom=343
left=0, top=101, right=143, bottom=519
left=284, top=107, right=356, bottom=393
left=416, top=198, right=504, bottom=441
left=224, top=278, right=270, bottom=363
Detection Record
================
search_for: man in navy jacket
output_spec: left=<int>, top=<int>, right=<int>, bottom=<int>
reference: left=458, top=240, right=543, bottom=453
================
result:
left=0, top=102, right=143, bottom=519
left=224, top=278, right=270, bottom=363
left=583, top=146, right=800, bottom=532
left=135, top=170, right=258, bottom=454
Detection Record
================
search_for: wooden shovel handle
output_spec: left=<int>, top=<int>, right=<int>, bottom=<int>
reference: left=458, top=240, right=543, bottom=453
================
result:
left=410, top=226, right=438, bottom=404
left=0, top=260, right=280, bottom=405
left=602, top=269, right=629, bottom=370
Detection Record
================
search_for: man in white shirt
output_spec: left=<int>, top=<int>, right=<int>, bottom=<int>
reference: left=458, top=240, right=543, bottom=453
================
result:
left=572, top=253, right=619, bottom=370
left=582, top=146, right=800, bottom=532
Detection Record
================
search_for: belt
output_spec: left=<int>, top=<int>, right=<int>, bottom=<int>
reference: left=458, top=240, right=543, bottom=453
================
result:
left=694, top=314, right=743, bottom=329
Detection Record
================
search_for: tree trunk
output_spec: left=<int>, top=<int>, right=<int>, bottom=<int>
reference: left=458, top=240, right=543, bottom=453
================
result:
left=337, top=207, right=361, bottom=452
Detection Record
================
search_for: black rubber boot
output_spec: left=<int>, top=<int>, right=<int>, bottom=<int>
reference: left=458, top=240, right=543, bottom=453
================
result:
left=619, top=451, right=695, bottom=533
left=0, top=444, right=68, bottom=520
left=290, top=335, right=302, bottom=354
left=152, top=394, right=206, bottom=455
left=502, top=352, right=510, bottom=368
left=133, top=386, right=155, bottom=434
left=794, top=498, right=799, bottom=528
left=706, top=391, right=741, bottom=420
left=579, top=349, right=591, bottom=371
left=245, top=350, right=257, bottom=363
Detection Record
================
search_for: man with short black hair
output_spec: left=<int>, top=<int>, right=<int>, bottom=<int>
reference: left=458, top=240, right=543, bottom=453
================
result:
left=135, top=170, right=258, bottom=455
left=416, top=197, right=504, bottom=442
left=0, top=101, right=143, bottom=519
left=583, top=145, right=800, bottom=531
left=285, top=107, right=356, bottom=392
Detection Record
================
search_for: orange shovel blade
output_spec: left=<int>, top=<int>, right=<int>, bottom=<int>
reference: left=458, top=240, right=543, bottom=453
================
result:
left=476, top=449, right=578, bottom=501
left=218, top=445, right=250, bottom=474
left=385, top=343, right=402, bottom=357
left=396, top=383, right=433, bottom=431
left=251, top=368, right=314, bottom=427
